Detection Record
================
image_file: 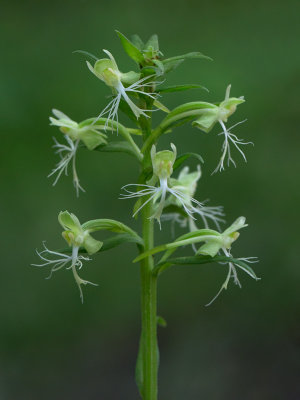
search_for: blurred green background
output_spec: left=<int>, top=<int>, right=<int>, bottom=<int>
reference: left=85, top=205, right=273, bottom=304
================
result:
left=1, top=0, right=299, bottom=399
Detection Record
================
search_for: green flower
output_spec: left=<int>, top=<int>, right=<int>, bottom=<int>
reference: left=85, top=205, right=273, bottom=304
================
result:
left=87, top=50, right=157, bottom=127
left=50, top=109, right=107, bottom=150
left=33, top=211, right=102, bottom=302
left=195, top=216, right=259, bottom=306
left=193, top=85, right=252, bottom=173
left=49, top=110, right=107, bottom=195
left=197, top=216, right=247, bottom=257
left=58, top=211, right=102, bottom=255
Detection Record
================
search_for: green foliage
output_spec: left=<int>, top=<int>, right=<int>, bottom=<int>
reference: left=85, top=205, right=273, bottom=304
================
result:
left=153, top=255, right=260, bottom=279
left=173, top=152, right=204, bottom=171
left=95, top=141, right=139, bottom=158
left=116, top=30, right=145, bottom=64
left=157, top=84, right=208, bottom=93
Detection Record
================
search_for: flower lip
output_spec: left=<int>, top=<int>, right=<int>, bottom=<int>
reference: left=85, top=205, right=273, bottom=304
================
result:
left=32, top=242, right=96, bottom=303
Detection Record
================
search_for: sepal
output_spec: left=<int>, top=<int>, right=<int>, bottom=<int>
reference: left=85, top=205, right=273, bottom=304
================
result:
left=50, top=110, right=108, bottom=151
left=192, top=111, right=218, bottom=132
left=58, top=211, right=103, bottom=255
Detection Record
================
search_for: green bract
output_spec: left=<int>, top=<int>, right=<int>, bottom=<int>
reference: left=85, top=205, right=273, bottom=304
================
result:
left=58, top=211, right=103, bottom=255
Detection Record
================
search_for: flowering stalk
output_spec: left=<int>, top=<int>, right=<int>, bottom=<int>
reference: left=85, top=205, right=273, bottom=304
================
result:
left=33, top=32, right=259, bottom=400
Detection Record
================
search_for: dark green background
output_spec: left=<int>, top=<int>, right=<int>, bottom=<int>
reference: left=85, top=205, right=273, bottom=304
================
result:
left=1, top=0, right=299, bottom=399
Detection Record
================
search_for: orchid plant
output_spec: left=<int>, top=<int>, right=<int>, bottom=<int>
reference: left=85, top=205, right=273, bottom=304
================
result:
left=33, top=31, right=259, bottom=400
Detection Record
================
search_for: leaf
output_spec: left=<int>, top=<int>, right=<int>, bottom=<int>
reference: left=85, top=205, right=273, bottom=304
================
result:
left=131, top=34, right=144, bottom=51
left=153, top=99, right=170, bottom=113
left=162, top=51, right=212, bottom=64
left=141, top=65, right=163, bottom=76
left=157, top=316, right=167, bottom=327
left=116, top=30, right=144, bottom=64
left=145, top=34, right=159, bottom=52
left=156, top=101, right=218, bottom=133
left=99, top=233, right=143, bottom=251
left=152, top=59, right=164, bottom=75
left=157, top=84, right=208, bottom=94
left=232, top=259, right=259, bottom=280
left=153, top=255, right=260, bottom=278
left=73, top=50, right=99, bottom=62
left=173, top=152, right=204, bottom=171
left=134, top=229, right=221, bottom=263
left=162, top=59, right=184, bottom=74
left=95, top=141, right=138, bottom=158
left=127, top=128, right=143, bottom=136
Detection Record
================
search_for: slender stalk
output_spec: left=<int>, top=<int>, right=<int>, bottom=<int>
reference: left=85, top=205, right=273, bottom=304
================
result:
left=140, top=202, right=158, bottom=400
left=139, top=94, right=158, bottom=399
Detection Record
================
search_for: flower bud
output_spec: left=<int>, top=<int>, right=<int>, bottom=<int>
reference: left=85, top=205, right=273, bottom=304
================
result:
left=151, top=143, right=177, bottom=180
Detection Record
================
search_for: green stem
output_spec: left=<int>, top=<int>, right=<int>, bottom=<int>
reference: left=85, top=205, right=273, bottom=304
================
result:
left=140, top=201, right=158, bottom=400
left=138, top=92, right=158, bottom=399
